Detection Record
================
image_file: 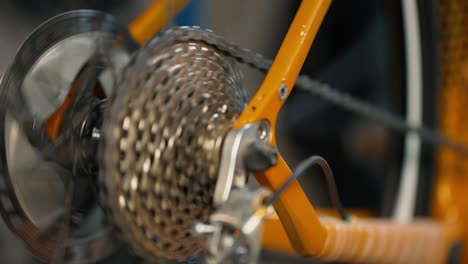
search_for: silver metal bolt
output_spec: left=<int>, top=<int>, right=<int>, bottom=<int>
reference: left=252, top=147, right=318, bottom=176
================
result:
left=235, top=245, right=248, bottom=256
left=92, top=128, right=101, bottom=140
left=278, top=83, right=288, bottom=100
left=257, top=121, right=271, bottom=141
left=192, top=222, right=216, bottom=237
left=222, top=235, right=235, bottom=248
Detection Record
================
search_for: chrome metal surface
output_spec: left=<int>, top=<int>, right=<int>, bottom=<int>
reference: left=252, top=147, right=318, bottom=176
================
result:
left=213, top=121, right=272, bottom=206
left=0, top=10, right=137, bottom=263
left=100, top=36, right=247, bottom=262
left=204, top=187, right=272, bottom=264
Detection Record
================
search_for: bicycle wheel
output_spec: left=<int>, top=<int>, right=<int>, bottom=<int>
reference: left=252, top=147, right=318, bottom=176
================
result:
left=279, top=0, right=439, bottom=221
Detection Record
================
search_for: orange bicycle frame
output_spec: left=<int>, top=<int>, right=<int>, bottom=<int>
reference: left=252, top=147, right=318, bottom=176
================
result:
left=129, top=0, right=464, bottom=263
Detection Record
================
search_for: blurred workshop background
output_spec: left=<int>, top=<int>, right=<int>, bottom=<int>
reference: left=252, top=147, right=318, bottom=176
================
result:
left=0, top=0, right=439, bottom=263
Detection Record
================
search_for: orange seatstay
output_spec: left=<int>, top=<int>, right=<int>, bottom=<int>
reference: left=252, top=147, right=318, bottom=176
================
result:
left=129, top=0, right=189, bottom=45
left=234, top=0, right=331, bottom=255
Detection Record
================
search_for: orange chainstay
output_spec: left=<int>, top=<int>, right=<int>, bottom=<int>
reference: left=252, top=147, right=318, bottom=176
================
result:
left=43, top=76, right=79, bottom=140
left=263, top=214, right=457, bottom=263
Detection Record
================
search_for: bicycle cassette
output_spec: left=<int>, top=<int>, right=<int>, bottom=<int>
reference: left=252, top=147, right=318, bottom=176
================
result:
left=99, top=30, right=248, bottom=263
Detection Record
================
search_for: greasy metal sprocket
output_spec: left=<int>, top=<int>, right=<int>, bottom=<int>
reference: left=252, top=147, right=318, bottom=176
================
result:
left=100, top=36, right=247, bottom=262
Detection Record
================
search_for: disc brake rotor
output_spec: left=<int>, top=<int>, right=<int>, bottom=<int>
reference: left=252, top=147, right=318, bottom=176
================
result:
left=0, top=10, right=137, bottom=263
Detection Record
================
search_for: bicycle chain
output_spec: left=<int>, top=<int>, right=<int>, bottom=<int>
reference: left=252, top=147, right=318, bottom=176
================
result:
left=158, top=26, right=468, bottom=154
